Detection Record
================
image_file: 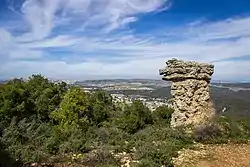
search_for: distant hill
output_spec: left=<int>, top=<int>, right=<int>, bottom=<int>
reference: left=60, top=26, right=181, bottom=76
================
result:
left=150, top=86, right=250, bottom=117
left=108, top=85, right=250, bottom=117
left=0, top=80, right=7, bottom=84
left=210, top=87, right=250, bottom=116
left=76, top=79, right=165, bottom=84
left=212, top=83, right=250, bottom=88
left=74, top=79, right=250, bottom=116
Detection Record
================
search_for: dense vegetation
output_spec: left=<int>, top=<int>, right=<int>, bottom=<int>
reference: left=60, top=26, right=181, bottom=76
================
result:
left=1, top=75, right=250, bottom=167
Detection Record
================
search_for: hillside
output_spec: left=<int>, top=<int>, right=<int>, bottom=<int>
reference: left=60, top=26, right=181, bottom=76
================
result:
left=107, top=85, right=250, bottom=116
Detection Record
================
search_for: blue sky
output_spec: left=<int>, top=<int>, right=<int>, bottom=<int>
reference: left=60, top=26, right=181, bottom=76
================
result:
left=0, top=0, right=250, bottom=81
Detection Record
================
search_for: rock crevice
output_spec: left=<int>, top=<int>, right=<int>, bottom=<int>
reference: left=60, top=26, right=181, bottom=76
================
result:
left=160, top=59, right=215, bottom=127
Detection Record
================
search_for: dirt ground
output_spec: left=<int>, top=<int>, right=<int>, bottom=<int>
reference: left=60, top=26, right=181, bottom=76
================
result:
left=173, top=143, right=250, bottom=167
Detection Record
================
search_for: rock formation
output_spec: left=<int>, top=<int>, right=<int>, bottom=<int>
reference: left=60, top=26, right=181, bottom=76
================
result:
left=159, top=59, right=215, bottom=128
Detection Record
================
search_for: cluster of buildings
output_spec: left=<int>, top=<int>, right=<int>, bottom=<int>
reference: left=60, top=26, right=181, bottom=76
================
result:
left=111, top=93, right=171, bottom=111
left=62, top=80, right=172, bottom=111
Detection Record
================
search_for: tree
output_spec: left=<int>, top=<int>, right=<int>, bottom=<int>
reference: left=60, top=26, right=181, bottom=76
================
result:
left=25, top=75, right=67, bottom=121
left=50, top=87, right=91, bottom=131
left=0, top=78, right=33, bottom=125
left=0, top=75, right=67, bottom=125
left=88, top=90, right=114, bottom=126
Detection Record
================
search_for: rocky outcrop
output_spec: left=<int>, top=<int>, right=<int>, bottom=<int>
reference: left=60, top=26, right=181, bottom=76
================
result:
left=159, top=59, right=215, bottom=128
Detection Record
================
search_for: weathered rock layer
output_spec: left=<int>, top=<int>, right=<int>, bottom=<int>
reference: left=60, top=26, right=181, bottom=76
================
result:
left=160, top=59, right=215, bottom=127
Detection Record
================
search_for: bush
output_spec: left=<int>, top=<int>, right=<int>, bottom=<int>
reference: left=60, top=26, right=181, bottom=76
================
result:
left=116, top=100, right=153, bottom=134
left=153, top=105, right=174, bottom=125
left=84, top=125, right=132, bottom=153
left=194, top=115, right=250, bottom=144
left=217, top=115, right=250, bottom=143
left=45, top=124, right=88, bottom=154
left=1, top=118, right=52, bottom=163
left=194, top=123, right=224, bottom=144
left=79, top=149, right=119, bottom=167
left=50, top=88, right=115, bottom=131
left=130, top=125, right=192, bottom=167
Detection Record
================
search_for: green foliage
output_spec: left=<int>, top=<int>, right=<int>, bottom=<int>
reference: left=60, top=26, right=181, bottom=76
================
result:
left=88, top=91, right=114, bottom=126
left=1, top=117, right=52, bottom=163
left=48, top=88, right=116, bottom=155
left=51, top=88, right=114, bottom=132
left=0, top=79, right=32, bottom=125
left=26, top=75, right=54, bottom=113
left=85, top=126, right=132, bottom=153
left=218, top=115, right=250, bottom=143
left=78, top=149, right=119, bottom=167
left=25, top=75, right=67, bottom=121
left=194, top=123, right=224, bottom=144
left=2, top=75, right=250, bottom=167
left=130, top=125, right=192, bottom=167
left=116, top=100, right=153, bottom=134
left=51, top=87, right=90, bottom=131
left=0, top=74, right=67, bottom=125
left=194, top=115, right=250, bottom=144
left=153, top=105, right=174, bottom=125
left=51, top=126, right=88, bottom=154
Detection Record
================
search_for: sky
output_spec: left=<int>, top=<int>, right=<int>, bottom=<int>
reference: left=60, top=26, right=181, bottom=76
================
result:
left=0, top=0, right=250, bottom=81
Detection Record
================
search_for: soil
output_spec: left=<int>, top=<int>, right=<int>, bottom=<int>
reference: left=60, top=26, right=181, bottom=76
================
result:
left=173, top=143, right=250, bottom=167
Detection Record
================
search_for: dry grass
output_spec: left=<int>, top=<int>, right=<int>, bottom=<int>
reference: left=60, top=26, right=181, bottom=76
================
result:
left=174, top=143, right=250, bottom=167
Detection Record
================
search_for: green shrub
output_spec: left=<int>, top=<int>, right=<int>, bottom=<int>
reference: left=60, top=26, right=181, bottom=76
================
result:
left=153, top=105, right=174, bottom=125
left=194, top=123, right=225, bottom=144
left=1, top=118, right=51, bottom=163
left=116, top=100, right=153, bottom=134
left=84, top=125, right=132, bottom=153
left=194, top=115, right=250, bottom=144
left=130, top=125, right=192, bottom=167
left=79, top=149, right=119, bottom=167
left=47, top=125, right=88, bottom=154
left=217, top=115, right=250, bottom=143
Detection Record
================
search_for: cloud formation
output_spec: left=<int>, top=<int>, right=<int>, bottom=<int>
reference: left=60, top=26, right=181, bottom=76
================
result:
left=0, top=0, right=250, bottom=81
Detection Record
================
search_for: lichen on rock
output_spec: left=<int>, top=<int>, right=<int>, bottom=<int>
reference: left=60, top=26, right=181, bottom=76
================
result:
left=159, top=59, right=215, bottom=128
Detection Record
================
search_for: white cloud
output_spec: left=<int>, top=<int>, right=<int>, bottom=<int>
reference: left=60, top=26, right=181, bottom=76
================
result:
left=22, top=35, right=83, bottom=48
left=21, top=0, right=60, bottom=41
left=0, top=0, right=250, bottom=81
left=17, top=0, right=168, bottom=40
left=214, top=60, right=250, bottom=82
left=180, top=17, right=250, bottom=41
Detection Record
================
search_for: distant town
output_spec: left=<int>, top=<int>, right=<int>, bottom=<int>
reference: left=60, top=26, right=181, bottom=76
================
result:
left=71, top=79, right=172, bottom=111
left=1, top=78, right=250, bottom=114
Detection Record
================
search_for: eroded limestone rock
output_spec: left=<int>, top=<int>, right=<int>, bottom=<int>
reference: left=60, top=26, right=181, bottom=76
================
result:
left=159, top=59, right=215, bottom=128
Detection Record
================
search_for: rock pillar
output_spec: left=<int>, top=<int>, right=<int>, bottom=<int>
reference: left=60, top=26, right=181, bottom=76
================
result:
left=159, top=59, right=215, bottom=128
